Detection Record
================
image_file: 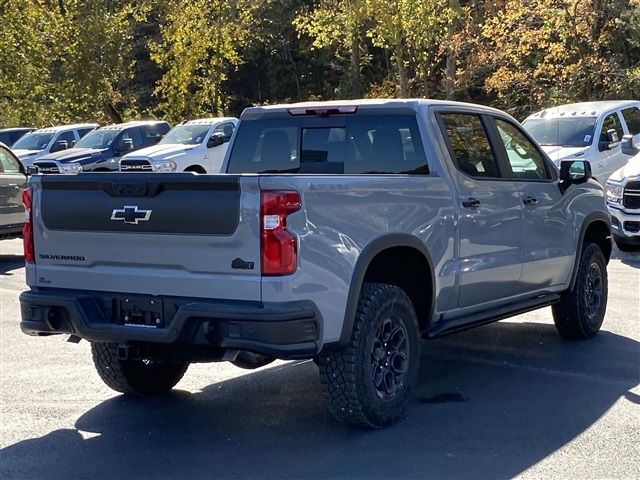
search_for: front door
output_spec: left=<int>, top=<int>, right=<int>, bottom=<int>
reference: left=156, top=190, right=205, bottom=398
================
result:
left=595, top=111, right=627, bottom=182
left=490, top=117, right=574, bottom=288
left=438, top=112, right=525, bottom=309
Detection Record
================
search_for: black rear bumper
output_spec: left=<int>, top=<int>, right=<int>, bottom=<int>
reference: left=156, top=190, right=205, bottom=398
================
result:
left=20, top=289, right=321, bottom=359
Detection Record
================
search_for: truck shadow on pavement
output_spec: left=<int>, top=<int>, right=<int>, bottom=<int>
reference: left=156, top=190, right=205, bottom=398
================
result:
left=2, top=321, right=638, bottom=480
left=0, top=254, right=24, bottom=276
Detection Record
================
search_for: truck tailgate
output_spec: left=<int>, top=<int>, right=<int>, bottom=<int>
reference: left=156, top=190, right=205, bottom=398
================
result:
left=29, top=173, right=261, bottom=301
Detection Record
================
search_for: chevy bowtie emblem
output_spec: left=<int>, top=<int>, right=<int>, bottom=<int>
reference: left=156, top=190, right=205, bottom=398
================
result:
left=111, top=205, right=152, bottom=225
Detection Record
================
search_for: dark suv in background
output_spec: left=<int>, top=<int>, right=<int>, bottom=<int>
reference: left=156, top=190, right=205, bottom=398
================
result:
left=34, top=121, right=170, bottom=173
left=0, top=128, right=34, bottom=147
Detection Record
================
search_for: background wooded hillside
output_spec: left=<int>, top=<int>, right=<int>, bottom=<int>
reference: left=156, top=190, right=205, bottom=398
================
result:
left=1, top=0, right=638, bottom=126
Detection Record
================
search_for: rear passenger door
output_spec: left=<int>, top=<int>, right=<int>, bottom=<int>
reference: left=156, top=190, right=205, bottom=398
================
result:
left=489, top=117, right=573, bottom=289
left=437, top=112, right=525, bottom=308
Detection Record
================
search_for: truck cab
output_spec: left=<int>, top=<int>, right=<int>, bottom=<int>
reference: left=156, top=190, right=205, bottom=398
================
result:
left=119, top=117, right=237, bottom=173
left=522, top=100, right=640, bottom=184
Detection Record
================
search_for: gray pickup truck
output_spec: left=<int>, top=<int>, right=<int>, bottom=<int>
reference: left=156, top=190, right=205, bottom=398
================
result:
left=20, top=100, right=612, bottom=427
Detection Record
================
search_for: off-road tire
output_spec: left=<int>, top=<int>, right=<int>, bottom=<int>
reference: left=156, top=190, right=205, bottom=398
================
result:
left=552, top=242, right=608, bottom=339
left=91, top=342, right=189, bottom=395
left=318, top=283, right=420, bottom=427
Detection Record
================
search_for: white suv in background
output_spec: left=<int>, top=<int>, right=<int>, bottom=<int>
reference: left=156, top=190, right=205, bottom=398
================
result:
left=12, top=123, right=99, bottom=169
left=522, top=100, right=640, bottom=183
left=119, top=117, right=238, bottom=173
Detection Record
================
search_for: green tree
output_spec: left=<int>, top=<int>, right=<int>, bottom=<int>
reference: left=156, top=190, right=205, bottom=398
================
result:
left=294, top=0, right=368, bottom=97
left=150, top=0, right=257, bottom=122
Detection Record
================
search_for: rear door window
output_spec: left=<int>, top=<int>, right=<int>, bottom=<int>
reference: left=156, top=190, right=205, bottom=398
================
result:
left=438, top=113, right=501, bottom=178
left=227, top=114, right=428, bottom=174
left=621, top=107, right=640, bottom=135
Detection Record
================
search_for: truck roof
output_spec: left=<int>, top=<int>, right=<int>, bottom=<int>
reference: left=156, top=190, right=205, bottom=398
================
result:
left=183, top=117, right=236, bottom=125
left=29, top=123, right=99, bottom=134
left=526, top=100, right=640, bottom=120
left=98, top=120, right=169, bottom=131
left=0, top=127, right=34, bottom=133
left=241, top=98, right=508, bottom=118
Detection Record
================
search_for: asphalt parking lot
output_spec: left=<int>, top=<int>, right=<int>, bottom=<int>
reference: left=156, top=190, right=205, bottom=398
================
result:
left=0, top=238, right=638, bottom=480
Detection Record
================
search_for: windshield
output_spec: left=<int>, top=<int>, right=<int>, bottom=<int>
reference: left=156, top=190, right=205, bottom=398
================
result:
left=13, top=133, right=54, bottom=150
left=75, top=129, right=119, bottom=149
left=159, top=124, right=211, bottom=145
left=522, top=117, right=596, bottom=148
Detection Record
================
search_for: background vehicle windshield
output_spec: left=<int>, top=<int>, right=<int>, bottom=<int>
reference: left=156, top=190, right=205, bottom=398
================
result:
left=75, top=129, right=120, bottom=149
left=523, top=118, right=596, bottom=147
left=13, top=133, right=54, bottom=150
left=160, top=124, right=211, bottom=145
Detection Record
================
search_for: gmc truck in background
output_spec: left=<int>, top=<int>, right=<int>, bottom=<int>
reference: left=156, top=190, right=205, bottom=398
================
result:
left=19, top=100, right=611, bottom=427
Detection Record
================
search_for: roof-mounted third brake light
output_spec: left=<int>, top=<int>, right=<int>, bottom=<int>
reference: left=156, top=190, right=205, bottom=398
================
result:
left=287, top=105, right=358, bottom=117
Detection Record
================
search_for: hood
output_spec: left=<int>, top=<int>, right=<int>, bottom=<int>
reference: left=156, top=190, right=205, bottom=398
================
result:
left=37, top=147, right=108, bottom=164
left=14, top=149, right=42, bottom=159
left=608, top=153, right=640, bottom=183
left=121, top=143, right=196, bottom=161
left=540, top=146, right=589, bottom=164
left=14, top=149, right=45, bottom=167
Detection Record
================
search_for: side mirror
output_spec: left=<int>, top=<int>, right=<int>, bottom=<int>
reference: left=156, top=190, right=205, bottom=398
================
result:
left=621, top=134, right=640, bottom=156
left=26, top=165, right=39, bottom=175
left=117, top=138, right=134, bottom=152
left=207, top=133, right=225, bottom=148
left=50, top=140, right=69, bottom=153
left=599, top=128, right=620, bottom=151
left=559, top=159, right=592, bottom=193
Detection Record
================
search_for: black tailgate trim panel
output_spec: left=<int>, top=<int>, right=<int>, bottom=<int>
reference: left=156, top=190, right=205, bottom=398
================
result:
left=40, top=173, right=241, bottom=235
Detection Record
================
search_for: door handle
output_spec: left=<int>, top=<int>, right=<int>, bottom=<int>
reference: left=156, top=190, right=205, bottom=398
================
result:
left=523, top=196, right=538, bottom=205
left=462, top=197, right=481, bottom=208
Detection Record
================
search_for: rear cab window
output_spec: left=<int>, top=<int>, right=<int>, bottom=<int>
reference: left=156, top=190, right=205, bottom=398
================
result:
left=226, top=113, right=429, bottom=174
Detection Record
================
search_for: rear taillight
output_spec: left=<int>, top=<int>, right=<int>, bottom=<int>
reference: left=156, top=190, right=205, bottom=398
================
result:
left=261, top=190, right=301, bottom=276
left=22, top=187, right=35, bottom=264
